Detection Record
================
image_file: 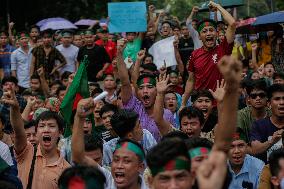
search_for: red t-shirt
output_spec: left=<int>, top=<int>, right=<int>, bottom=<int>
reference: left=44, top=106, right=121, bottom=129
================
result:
left=188, top=39, right=233, bottom=91
left=95, top=39, right=117, bottom=74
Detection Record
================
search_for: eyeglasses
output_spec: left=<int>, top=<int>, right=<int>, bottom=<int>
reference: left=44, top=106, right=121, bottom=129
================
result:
left=250, top=92, right=266, bottom=99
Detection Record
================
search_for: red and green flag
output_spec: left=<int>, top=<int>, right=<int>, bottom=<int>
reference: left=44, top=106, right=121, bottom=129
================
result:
left=60, top=55, right=93, bottom=137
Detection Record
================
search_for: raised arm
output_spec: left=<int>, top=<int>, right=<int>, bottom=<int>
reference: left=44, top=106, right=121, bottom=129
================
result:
left=213, top=56, right=242, bottom=152
left=37, top=67, right=49, bottom=96
left=30, top=55, right=36, bottom=77
left=72, top=97, right=98, bottom=166
left=153, top=74, right=173, bottom=135
left=21, top=96, right=36, bottom=122
left=131, top=49, right=146, bottom=93
left=209, top=1, right=236, bottom=44
left=251, top=43, right=259, bottom=71
left=1, top=89, right=27, bottom=153
left=173, top=38, right=184, bottom=76
left=180, top=71, right=195, bottom=109
left=116, top=39, right=132, bottom=104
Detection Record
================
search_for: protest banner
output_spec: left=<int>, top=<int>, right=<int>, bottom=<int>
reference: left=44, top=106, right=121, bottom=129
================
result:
left=108, top=2, right=147, bottom=33
left=148, top=36, right=177, bottom=69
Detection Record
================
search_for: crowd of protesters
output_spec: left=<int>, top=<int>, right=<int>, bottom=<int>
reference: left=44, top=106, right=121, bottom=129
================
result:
left=0, top=1, right=284, bottom=189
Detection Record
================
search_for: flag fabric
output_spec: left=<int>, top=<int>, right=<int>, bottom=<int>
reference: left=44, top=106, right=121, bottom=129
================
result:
left=60, top=55, right=92, bottom=137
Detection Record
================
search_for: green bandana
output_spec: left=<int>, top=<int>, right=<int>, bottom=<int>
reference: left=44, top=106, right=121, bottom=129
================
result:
left=84, top=30, right=94, bottom=35
left=150, top=158, right=190, bottom=176
left=115, top=142, right=145, bottom=161
left=137, top=77, right=156, bottom=87
left=189, top=147, right=211, bottom=159
left=197, top=21, right=216, bottom=33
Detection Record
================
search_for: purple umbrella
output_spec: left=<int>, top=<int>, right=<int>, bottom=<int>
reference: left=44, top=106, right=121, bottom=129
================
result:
left=74, top=19, right=98, bottom=26
left=36, top=17, right=67, bottom=27
left=40, top=20, right=78, bottom=31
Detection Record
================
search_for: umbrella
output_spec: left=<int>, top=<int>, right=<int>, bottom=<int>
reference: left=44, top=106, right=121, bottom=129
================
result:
left=236, top=18, right=257, bottom=34
left=36, top=17, right=67, bottom=27
left=40, top=20, right=78, bottom=31
left=74, top=19, right=98, bottom=26
left=252, top=11, right=284, bottom=26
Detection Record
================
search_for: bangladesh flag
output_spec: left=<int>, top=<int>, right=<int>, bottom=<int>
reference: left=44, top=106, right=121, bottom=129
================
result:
left=60, top=55, right=94, bottom=137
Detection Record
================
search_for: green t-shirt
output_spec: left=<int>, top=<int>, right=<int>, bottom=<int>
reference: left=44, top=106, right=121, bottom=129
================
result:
left=123, top=38, right=142, bottom=62
left=237, top=106, right=271, bottom=142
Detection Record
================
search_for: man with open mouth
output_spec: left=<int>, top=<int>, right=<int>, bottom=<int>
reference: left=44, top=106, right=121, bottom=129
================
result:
left=2, top=89, right=70, bottom=189
left=182, top=1, right=236, bottom=108
left=116, top=39, right=175, bottom=141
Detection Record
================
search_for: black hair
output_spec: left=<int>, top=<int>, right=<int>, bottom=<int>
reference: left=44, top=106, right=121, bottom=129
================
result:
left=140, top=63, right=157, bottom=73
left=116, top=138, right=145, bottom=162
left=161, top=20, right=172, bottom=28
left=24, top=120, right=36, bottom=130
left=84, top=134, right=103, bottom=153
left=56, top=85, right=66, bottom=97
left=110, top=109, right=139, bottom=138
left=58, top=165, right=106, bottom=189
left=273, top=72, right=284, bottom=80
left=185, top=137, right=213, bottom=150
left=49, top=80, right=63, bottom=88
left=179, top=106, right=205, bottom=126
left=267, top=84, right=284, bottom=100
left=246, top=79, right=268, bottom=95
left=264, top=62, right=275, bottom=69
left=168, top=69, right=179, bottom=76
left=191, top=89, right=214, bottom=103
left=1, top=76, right=18, bottom=86
left=30, top=74, right=40, bottom=81
left=269, top=148, right=284, bottom=177
left=102, top=73, right=115, bottom=81
left=161, top=130, right=189, bottom=141
left=29, top=25, right=40, bottom=33
left=146, top=138, right=191, bottom=173
left=61, top=71, right=72, bottom=80
left=35, top=111, right=65, bottom=133
left=91, top=88, right=104, bottom=98
left=89, top=82, right=101, bottom=88
left=99, top=103, right=118, bottom=118
left=0, top=30, right=8, bottom=37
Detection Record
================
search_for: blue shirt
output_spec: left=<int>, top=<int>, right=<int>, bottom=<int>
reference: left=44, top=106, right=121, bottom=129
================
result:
left=0, top=44, right=16, bottom=77
left=103, top=129, right=157, bottom=166
left=11, top=47, right=32, bottom=88
left=228, top=154, right=264, bottom=189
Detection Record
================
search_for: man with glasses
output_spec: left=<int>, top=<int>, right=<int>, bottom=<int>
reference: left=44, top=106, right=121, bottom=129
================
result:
left=237, top=79, right=271, bottom=142
left=251, top=84, right=284, bottom=163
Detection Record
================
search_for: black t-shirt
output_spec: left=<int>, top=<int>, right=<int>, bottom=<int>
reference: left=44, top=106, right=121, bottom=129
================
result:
left=202, top=109, right=218, bottom=133
left=250, top=117, right=283, bottom=162
left=178, top=36, right=194, bottom=65
left=77, top=45, right=111, bottom=82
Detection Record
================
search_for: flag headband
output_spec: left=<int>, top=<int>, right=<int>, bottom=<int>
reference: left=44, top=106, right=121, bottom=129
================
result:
left=188, top=147, right=211, bottom=159
left=232, top=132, right=247, bottom=142
left=150, top=157, right=190, bottom=176
left=137, top=77, right=156, bottom=87
left=115, top=141, right=145, bottom=161
left=197, top=21, right=216, bottom=33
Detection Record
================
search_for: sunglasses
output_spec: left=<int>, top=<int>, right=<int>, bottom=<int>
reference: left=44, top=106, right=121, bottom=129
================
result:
left=250, top=92, right=266, bottom=99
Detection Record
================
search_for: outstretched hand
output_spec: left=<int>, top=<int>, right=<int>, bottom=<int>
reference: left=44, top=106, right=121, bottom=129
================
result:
left=117, top=38, right=127, bottom=54
left=156, top=74, right=173, bottom=94
left=209, top=79, right=226, bottom=103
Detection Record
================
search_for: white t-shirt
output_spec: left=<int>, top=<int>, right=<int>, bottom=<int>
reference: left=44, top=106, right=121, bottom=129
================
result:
left=56, top=44, right=79, bottom=73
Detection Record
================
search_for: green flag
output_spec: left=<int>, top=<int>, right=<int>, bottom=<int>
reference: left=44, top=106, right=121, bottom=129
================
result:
left=60, top=55, right=93, bottom=137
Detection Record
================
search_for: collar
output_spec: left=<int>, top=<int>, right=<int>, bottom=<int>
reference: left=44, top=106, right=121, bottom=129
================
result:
left=36, top=144, right=65, bottom=168
left=228, top=154, right=249, bottom=176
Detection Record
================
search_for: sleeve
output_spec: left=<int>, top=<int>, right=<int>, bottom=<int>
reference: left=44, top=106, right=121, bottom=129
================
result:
left=0, top=141, right=13, bottom=166
left=219, top=37, right=234, bottom=55
left=55, top=49, right=66, bottom=64
left=258, top=165, right=272, bottom=189
left=74, top=47, right=79, bottom=61
left=77, top=48, right=83, bottom=63
left=10, top=51, right=17, bottom=71
left=250, top=121, right=264, bottom=142
left=14, top=142, right=33, bottom=164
